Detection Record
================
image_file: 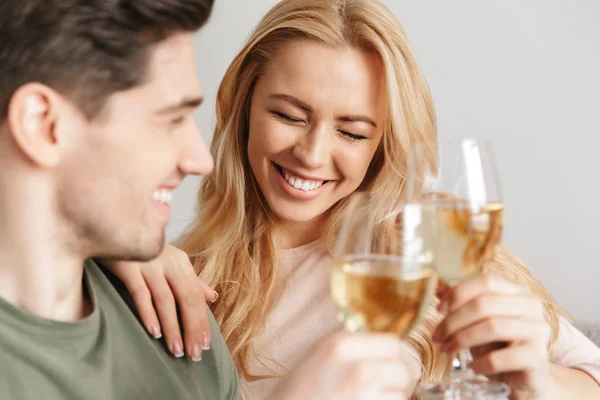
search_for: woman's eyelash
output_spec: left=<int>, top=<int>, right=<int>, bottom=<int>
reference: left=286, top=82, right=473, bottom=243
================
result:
left=272, top=111, right=303, bottom=123
left=270, top=110, right=366, bottom=142
left=339, top=131, right=366, bottom=141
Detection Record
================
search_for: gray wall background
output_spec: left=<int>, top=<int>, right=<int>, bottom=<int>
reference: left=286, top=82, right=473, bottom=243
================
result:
left=166, top=0, right=600, bottom=322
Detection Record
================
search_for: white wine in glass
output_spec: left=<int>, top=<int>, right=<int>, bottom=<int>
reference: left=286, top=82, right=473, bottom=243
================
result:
left=405, top=138, right=504, bottom=288
left=418, top=199, right=503, bottom=285
left=332, top=254, right=436, bottom=336
left=331, top=192, right=437, bottom=338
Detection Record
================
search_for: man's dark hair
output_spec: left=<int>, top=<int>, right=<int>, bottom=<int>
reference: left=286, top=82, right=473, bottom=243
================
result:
left=0, top=0, right=214, bottom=121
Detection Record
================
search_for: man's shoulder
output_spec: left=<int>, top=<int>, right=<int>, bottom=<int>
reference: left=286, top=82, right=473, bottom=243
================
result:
left=86, top=259, right=140, bottom=314
left=197, top=309, right=240, bottom=400
left=88, top=259, right=240, bottom=399
left=0, top=358, right=32, bottom=399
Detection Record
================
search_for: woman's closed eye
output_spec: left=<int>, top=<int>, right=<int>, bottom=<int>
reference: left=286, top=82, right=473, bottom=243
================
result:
left=270, top=110, right=305, bottom=124
left=339, top=130, right=367, bottom=142
left=270, top=110, right=367, bottom=141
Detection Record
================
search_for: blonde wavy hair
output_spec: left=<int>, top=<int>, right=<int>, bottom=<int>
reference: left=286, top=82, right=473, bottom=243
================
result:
left=178, top=0, right=564, bottom=387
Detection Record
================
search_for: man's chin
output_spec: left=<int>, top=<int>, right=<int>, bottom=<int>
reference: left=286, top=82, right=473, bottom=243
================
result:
left=132, top=235, right=166, bottom=262
left=95, top=233, right=166, bottom=262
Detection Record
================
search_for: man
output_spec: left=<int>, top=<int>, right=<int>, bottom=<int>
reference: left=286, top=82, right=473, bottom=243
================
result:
left=0, top=1, right=237, bottom=398
left=0, top=1, right=414, bottom=399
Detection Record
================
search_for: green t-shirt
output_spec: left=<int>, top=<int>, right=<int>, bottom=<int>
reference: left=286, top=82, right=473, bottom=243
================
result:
left=0, top=260, right=239, bottom=400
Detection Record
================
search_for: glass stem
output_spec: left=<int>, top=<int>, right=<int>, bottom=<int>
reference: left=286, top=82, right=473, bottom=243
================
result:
left=450, top=349, right=472, bottom=377
left=456, top=349, right=470, bottom=371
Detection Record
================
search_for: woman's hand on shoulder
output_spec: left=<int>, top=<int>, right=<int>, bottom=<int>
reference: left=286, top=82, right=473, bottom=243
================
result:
left=99, top=243, right=218, bottom=361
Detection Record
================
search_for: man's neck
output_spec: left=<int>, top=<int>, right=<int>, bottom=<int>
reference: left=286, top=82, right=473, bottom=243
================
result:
left=0, top=189, right=90, bottom=322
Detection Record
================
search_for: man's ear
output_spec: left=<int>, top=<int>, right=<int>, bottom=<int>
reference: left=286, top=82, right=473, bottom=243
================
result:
left=7, top=83, right=64, bottom=168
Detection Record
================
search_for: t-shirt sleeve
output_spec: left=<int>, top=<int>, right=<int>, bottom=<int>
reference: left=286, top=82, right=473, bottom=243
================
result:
left=551, top=316, right=600, bottom=386
left=221, top=361, right=240, bottom=400
left=207, top=310, right=240, bottom=400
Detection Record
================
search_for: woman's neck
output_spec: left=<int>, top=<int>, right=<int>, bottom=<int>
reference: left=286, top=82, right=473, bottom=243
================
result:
left=274, top=214, right=328, bottom=249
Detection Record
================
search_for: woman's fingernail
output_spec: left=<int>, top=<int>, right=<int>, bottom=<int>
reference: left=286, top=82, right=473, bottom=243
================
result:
left=211, top=290, right=219, bottom=302
left=202, top=332, right=210, bottom=351
left=441, top=342, right=452, bottom=354
left=191, top=344, right=202, bottom=362
left=150, top=325, right=162, bottom=339
left=437, top=300, right=449, bottom=314
left=173, top=341, right=184, bottom=358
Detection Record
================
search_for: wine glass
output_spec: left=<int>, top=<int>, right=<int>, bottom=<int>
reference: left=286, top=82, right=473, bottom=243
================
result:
left=331, top=192, right=438, bottom=339
left=404, top=138, right=510, bottom=396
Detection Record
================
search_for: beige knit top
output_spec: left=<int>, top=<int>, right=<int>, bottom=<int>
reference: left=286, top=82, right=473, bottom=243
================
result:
left=241, top=241, right=600, bottom=399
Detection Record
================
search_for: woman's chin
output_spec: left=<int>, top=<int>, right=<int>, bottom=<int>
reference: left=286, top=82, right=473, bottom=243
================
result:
left=269, top=204, right=329, bottom=225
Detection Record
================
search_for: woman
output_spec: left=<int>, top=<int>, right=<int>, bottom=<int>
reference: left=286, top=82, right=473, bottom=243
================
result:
left=105, top=0, right=600, bottom=398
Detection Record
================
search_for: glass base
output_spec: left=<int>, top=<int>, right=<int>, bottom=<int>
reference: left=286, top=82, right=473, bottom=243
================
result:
left=416, top=374, right=510, bottom=399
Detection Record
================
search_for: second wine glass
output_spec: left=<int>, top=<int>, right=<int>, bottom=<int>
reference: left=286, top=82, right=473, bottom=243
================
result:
left=404, top=138, right=510, bottom=396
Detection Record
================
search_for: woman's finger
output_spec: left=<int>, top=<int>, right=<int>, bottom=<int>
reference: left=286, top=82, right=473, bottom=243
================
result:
left=165, top=263, right=211, bottom=362
left=439, top=273, right=525, bottom=314
left=344, top=361, right=411, bottom=397
left=181, top=260, right=218, bottom=303
left=113, top=262, right=162, bottom=339
left=200, top=280, right=218, bottom=302
left=370, top=394, right=407, bottom=400
left=470, top=342, right=506, bottom=360
left=441, top=318, right=549, bottom=354
left=470, top=343, right=549, bottom=376
left=355, top=388, right=407, bottom=400
left=434, top=294, right=544, bottom=342
left=143, top=266, right=184, bottom=357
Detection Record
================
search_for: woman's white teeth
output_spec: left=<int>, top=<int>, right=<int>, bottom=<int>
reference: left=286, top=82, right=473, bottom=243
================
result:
left=282, top=169, right=323, bottom=192
left=153, top=190, right=173, bottom=205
